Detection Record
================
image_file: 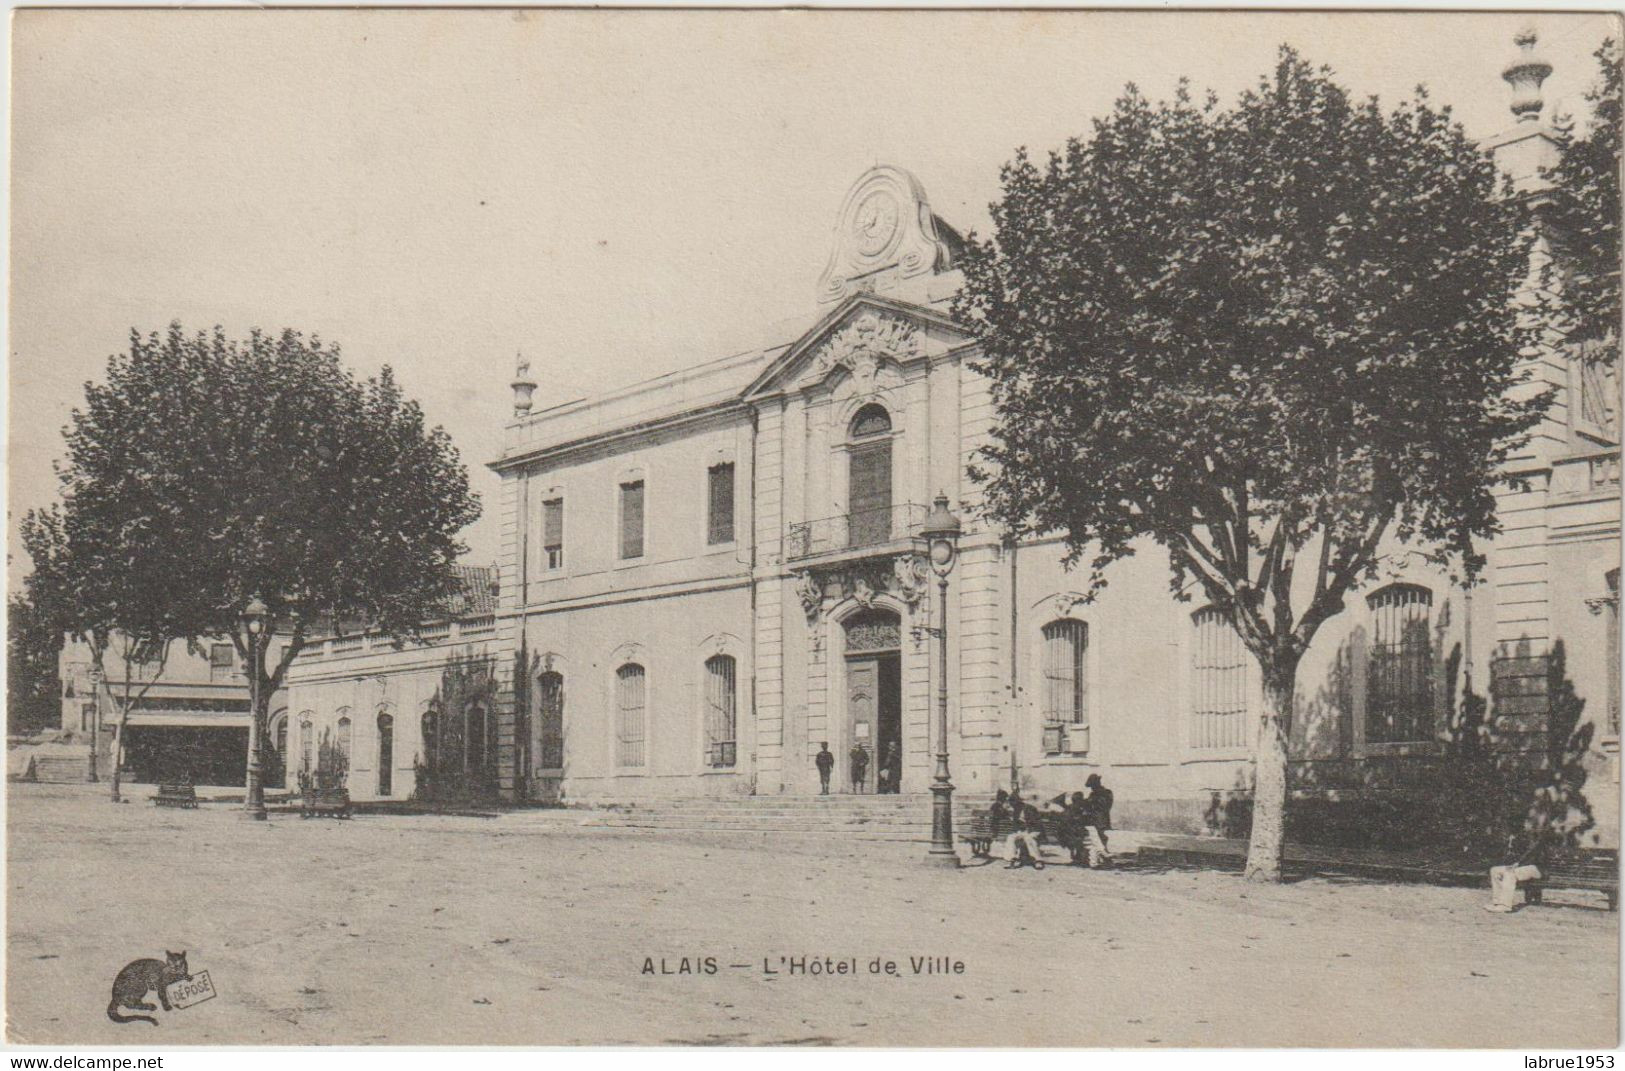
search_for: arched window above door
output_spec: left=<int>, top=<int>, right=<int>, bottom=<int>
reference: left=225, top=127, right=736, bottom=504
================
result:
left=850, top=404, right=892, bottom=438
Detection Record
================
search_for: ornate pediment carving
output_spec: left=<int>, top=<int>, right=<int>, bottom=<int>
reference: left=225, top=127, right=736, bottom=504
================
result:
left=795, top=554, right=930, bottom=625
left=816, top=165, right=958, bottom=305
left=797, top=311, right=921, bottom=392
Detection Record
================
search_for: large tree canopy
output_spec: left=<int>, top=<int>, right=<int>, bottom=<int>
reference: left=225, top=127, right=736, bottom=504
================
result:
left=22, top=323, right=481, bottom=803
left=956, top=49, right=1548, bottom=880
left=1549, top=37, right=1622, bottom=349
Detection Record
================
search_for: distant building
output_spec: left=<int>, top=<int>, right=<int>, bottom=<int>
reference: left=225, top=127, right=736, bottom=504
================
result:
left=483, top=33, right=1618, bottom=847
left=282, top=565, right=501, bottom=802
left=58, top=632, right=289, bottom=787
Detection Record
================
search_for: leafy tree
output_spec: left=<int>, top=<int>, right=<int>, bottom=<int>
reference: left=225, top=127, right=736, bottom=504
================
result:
left=7, top=592, right=63, bottom=736
left=25, top=323, right=481, bottom=813
left=957, top=50, right=1547, bottom=881
left=1549, top=37, right=1622, bottom=351
left=21, top=498, right=180, bottom=799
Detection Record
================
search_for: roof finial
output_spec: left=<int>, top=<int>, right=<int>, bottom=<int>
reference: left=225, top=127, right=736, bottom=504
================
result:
left=511, top=350, right=538, bottom=416
left=1504, top=25, right=1553, bottom=124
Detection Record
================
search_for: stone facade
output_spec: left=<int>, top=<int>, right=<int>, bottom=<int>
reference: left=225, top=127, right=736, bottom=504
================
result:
left=482, top=42, right=1618, bottom=844
left=284, top=568, right=501, bottom=802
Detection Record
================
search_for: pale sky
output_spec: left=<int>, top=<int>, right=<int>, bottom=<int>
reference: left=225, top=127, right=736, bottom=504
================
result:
left=9, top=9, right=1619, bottom=582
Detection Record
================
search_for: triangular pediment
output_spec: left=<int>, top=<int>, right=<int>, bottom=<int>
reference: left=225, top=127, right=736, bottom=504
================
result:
left=742, top=294, right=970, bottom=400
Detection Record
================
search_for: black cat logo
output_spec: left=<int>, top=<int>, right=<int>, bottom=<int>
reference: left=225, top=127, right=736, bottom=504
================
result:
left=107, top=950, right=190, bottom=1026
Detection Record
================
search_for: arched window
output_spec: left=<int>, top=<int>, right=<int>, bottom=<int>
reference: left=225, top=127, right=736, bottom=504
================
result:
left=1040, top=619, right=1089, bottom=751
left=467, top=704, right=487, bottom=773
left=421, top=706, right=440, bottom=768
left=269, top=711, right=289, bottom=762
left=848, top=405, right=893, bottom=547
left=1191, top=607, right=1248, bottom=749
left=1606, top=568, right=1620, bottom=736
left=616, top=664, right=647, bottom=768
left=704, top=655, right=737, bottom=768
left=336, top=716, right=352, bottom=766
left=1366, top=584, right=1434, bottom=743
left=377, top=713, right=394, bottom=797
left=299, top=716, right=314, bottom=774
left=850, top=404, right=892, bottom=438
left=538, top=671, right=565, bottom=770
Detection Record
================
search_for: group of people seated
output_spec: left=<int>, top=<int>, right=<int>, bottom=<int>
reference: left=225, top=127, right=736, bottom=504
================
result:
left=989, top=773, right=1114, bottom=870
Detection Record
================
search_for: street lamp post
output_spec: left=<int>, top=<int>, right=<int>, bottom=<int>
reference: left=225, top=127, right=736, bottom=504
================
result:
left=242, top=594, right=270, bottom=821
left=919, top=493, right=962, bottom=868
left=87, top=663, right=103, bottom=783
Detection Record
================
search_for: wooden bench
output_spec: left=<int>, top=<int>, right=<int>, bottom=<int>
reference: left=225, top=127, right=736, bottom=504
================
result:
left=301, top=789, right=353, bottom=820
left=960, top=809, right=1007, bottom=857
left=153, top=783, right=198, bottom=809
left=1523, top=849, right=1618, bottom=911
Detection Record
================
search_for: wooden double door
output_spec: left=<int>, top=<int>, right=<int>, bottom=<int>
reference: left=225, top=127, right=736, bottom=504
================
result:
left=846, top=652, right=902, bottom=793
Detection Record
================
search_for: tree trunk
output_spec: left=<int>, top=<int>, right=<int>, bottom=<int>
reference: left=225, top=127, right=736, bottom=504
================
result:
left=109, top=705, right=130, bottom=804
left=1244, top=659, right=1299, bottom=883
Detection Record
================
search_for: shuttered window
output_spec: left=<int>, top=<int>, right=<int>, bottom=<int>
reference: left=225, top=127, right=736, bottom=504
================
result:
left=542, top=498, right=564, bottom=570
left=616, top=664, right=647, bottom=767
left=704, top=655, right=737, bottom=767
left=707, top=464, right=735, bottom=545
left=209, top=643, right=235, bottom=682
left=538, top=672, right=565, bottom=769
left=1191, top=607, right=1249, bottom=749
left=619, top=481, right=645, bottom=560
left=1366, top=585, right=1434, bottom=743
left=848, top=442, right=892, bottom=547
left=1041, top=620, right=1088, bottom=727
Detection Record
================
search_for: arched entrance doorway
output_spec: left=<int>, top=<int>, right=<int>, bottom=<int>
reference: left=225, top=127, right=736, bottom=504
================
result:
left=843, top=606, right=902, bottom=793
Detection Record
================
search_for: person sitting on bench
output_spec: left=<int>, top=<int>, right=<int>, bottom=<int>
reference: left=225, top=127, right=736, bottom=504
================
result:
left=1005, top=797, right=1044, bottom=869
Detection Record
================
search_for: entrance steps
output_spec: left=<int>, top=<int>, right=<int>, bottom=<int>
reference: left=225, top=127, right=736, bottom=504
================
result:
left=577, top=792, right=995, bottom=840
left=30, top=755, right=90, bottom=783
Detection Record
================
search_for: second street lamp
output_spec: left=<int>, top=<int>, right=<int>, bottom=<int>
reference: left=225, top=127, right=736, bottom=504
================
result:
left=242, top=594, right=270, bottom=821
left=918, top=493, right=962, bottom=868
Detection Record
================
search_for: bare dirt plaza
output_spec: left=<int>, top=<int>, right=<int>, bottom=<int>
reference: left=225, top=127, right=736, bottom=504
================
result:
left=6, top=783, right=1617, bottom=1047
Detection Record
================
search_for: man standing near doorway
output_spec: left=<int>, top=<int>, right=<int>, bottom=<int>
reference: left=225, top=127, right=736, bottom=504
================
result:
left=815, top=742, right=834, bottom=794
left=849, top=741, right=870, bottom=793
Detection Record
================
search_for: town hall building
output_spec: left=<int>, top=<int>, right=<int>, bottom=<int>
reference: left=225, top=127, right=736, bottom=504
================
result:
left=474, top=34, right=1618, bottom=844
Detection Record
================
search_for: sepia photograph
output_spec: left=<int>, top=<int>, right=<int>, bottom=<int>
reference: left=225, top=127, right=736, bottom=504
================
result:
left=5, top=6, right=1621, bottom=1049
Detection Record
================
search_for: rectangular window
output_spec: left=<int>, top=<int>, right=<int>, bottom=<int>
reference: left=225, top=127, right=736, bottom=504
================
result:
left=542, top=498, right=564, bottom=570
left=1041, top=619, right=1088, bottom=733
left=209, top=643, right=235, bottom=683
left=1366, top=585, right=1434, bottom=744
left=707, top=463, right=735, bottom=546
left=1191, top=608, right=1249, bottom=749
left=619, top=480, right=645, bottom=560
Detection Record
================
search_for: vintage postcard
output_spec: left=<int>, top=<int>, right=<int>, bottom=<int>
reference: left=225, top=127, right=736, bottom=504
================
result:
left=6, top=6, right=1621, bottom=1049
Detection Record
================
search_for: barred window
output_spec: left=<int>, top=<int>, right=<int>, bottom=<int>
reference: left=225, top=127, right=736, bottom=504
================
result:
left=376, top=713, right=394, bottom=797
left=1041, top=620, right=1088, bottom=727
left=616, top=663, right=647, bottom=767
left=1366, top=584, right=1434, bottom=743
left=704, top=655, right=737, bottom=767
left=620, top=481, right=645, bottom=560
left=1191, top=607, right=1249, bottom=749
left=542, top=498, right=564, bottom=570
left=707, top=464, right=735, bottom=546
left=538, top=671, right=565, bottom=770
